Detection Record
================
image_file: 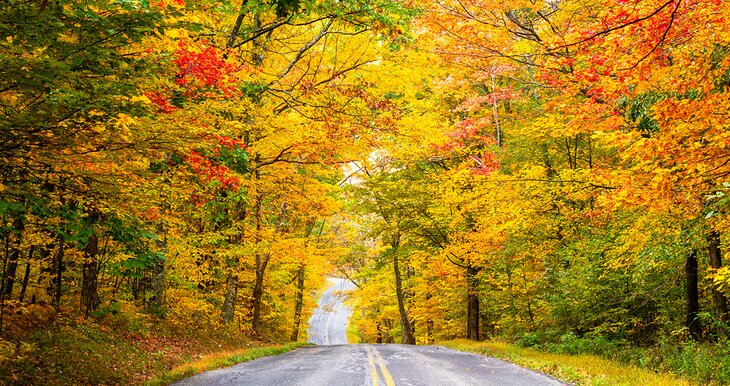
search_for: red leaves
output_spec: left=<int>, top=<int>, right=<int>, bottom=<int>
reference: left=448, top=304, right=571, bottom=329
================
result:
left=173, top=41, right=241, bottom=99
left=145, top=91, right=176, bottom=113
left=144, top=40, right=250, bottom=114
left=186, top=150, right=241, bottom=191
left=212, top=135, right=247, bottom=151
left=469, top=153, right=500, bottom=175
left=437, top=118, right=495, bottom=151
left=435, top=118, right=501, bottom=175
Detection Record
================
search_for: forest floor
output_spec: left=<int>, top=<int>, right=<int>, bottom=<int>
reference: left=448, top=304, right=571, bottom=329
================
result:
left=0, top=302, right=302, bottom=385
left=441, top=339, right=695, bottom=386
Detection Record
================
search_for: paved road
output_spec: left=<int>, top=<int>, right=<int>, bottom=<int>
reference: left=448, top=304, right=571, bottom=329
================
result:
left=307, top=277, right=355, bottom=345
left=173, top=277, right=565, bottom=385
left=173, top=344, right=565, bottom=386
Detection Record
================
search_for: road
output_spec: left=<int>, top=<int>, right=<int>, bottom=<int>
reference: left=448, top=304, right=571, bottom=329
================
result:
left=172, top=344, right=564, bottom=386
left=173, top=277, right=565, bottom=385
left=307, top=277, right=355, bottom=345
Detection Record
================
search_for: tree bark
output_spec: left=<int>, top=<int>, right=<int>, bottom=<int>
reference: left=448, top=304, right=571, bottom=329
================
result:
left=1, top=231, right=9, bottom=333
left=393, top=235, right=415, bottom=344
left=149, top=228, right=166, bottom=310
left=466, top=265, right=480, bottom=341
left=250, top=190, right=275, bottom=334
left=384, top=319, right=395, bottom=343
left=221, top=273, right=238, bottom=324
left=3, top=216, right=24, bottom=297
left=290, top=265, right=306, bottom=341
left=708, top=231, right=729, bottom=327
left=686, top=250, right=702, bottom=341
left=80, top=234, right=101, bottom=315
left=18, top=247, right=32, bottom=303
left=376, top=320, right=383, bottom=344
left=149, top=258, right=165, bottom=309
left=251, top=257, right=268, bottom=332
left=54, top=239, right=65, bottom=307
left=3, top=247, right=19, bottom=298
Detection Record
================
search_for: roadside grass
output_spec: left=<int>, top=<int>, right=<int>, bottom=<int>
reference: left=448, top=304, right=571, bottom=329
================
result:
left=440, top=339, right=694, bottom=386
left=146, top=342, right=306, bottom=385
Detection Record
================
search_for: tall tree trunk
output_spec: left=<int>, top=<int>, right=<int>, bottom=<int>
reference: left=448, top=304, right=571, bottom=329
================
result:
left=384, top=319, right=395, bottom=343
left=708, top=231, right=729, bottom=327
left=251, top=257, right=267, bottom=333
left=132, top=274, right=141, bottom=301
left=221, top=206, right=247, bottom=325
left=393, top=235, right=415, bottom=344
left=18, top=246, right=32, bottom=303
left=149, top=258, right=165, bottom=309
left=686, top=250, right=702, bottom=341
left=80, top=234, right=101, bottom=316
left=3, top=247, right=19, bottom=298
left=425, top=293, right=435, bottom=344
left=1, top=231, right=9, bottom=333
left=490, top=73, right=501, bottom=146
left=250, top=190, right=273, bottom=334
left=290, top=265, right=306, bottom=341
left=149, top=229, right=166, bottom=309
left=3, top=216, right=24, bottom=298
left=466, top=265, right=480, bottom=341
left=221, top=273, right=238, bottom=324
left=522, top=272, right=536, bottom=331
left=54, top=239, right=65, bottom=307
left=376, top=320, right=384, bottom=343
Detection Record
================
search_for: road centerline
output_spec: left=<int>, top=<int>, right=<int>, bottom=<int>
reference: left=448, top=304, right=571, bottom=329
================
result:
left=371, top=346, right=396, bottom=386
left=366, top=346, right=380, bottom=386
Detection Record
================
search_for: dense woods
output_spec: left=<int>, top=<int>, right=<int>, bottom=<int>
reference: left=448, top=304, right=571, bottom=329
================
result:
left=2, top=0, right=730, bottom=383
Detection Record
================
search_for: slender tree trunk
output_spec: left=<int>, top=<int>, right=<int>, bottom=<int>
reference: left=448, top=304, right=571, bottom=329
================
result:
left=522, top=272, right=536, bottom=331
left=490, top=73, right=501, bottom=146
left=291, top=220, right=317, bottom=341
left=708, top=231, right=729, bottom=327
left=251, top=258, right=267, bottom=332
left=221, top=273, right=238, bottom=324
left=384, top=319, right=395, bottom=343
left=3, top=216, right=24, bottom=297
left=376, top=320, right=383, bottom=343
left=1, top=230, right=9, bottom=333
left=132, top=274, right=141, bottom=301
left=221, top=207, right=246, bottom=325
left=19, top=248, right=32, bottom=303
left=250, top=190, right=273, bottom=334
left=466, top=265, right=480, bottom=341
left=80, top=234, right=101, bottom=316
left=686, top=250, right=702, bottom=341
left=150, top=230, right=166, bottom=309
left=290, top=265, right=306, bottom=341
left=3, top=248, right=18, bottom=298
left=150, top=259, right=165, bottom=309
left=393, top=235, right=415, bottom=344
left=54, top=239, right=65, bottom=307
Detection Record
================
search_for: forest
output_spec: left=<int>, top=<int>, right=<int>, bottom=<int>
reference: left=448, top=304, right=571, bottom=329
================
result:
left=1, top=0, right=730, bottom=384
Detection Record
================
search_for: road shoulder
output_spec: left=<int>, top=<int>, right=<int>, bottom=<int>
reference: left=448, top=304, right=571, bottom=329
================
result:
left=440, top=339, right=693, bottom=386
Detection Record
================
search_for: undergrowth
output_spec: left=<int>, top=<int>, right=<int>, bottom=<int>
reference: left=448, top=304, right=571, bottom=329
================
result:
left=0, top=301, right=303, bottom=385
left=514, top=331, right=730, bottom=384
